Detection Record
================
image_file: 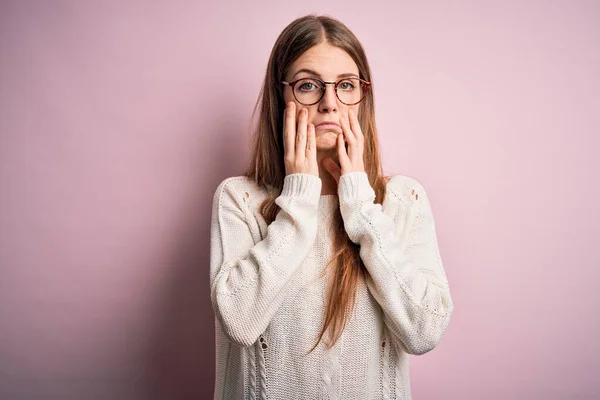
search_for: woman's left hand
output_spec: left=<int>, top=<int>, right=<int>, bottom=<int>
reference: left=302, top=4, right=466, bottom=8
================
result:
left=322, top=108, right=366, bottom=183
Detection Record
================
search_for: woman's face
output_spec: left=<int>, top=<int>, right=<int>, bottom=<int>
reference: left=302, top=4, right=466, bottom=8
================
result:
left=283, top=42, right=361, bottom=152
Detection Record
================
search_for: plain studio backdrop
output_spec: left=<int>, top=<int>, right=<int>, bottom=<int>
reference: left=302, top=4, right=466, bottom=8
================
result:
left=1, top=1, right=598, bottom=399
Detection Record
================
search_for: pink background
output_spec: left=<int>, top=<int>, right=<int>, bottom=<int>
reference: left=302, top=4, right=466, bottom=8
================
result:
left=1, top=1, right=598, bottom=399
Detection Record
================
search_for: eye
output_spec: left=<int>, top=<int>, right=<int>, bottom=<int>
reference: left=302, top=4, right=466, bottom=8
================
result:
left=298, top=79, right=321, bottom=92
left=337, top=80, right=356, bottom=91
left=299, top=82, right=316, bottom=91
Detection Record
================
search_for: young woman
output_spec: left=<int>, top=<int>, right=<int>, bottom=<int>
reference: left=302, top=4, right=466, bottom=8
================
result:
left=209, top=14, right=453, bottom=399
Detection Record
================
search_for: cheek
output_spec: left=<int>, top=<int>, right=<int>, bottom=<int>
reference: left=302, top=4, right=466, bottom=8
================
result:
left=283, top=91, right=294, bottom=104
left=342, top=105, right=360, bottom=119
left=303, top=107, right=318, bottom=122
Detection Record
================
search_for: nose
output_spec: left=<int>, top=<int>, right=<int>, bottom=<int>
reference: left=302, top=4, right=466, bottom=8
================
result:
left=318, top=84, right=338, bottom=113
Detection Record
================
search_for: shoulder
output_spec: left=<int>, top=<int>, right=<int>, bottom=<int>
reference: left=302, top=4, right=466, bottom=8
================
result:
left=214, top=175, right=258, bottom=195
left=385, top=173, right=428, bottom=199
left=212, top=175, right=270, bottom=211
left=383, top=173, right=435, bottom=212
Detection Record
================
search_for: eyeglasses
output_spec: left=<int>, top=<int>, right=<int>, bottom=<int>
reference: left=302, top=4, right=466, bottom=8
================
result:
left=281, top=77, right=371, bottom=106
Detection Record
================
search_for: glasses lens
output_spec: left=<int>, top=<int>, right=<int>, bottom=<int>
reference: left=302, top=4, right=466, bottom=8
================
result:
left=294, top=78, right=323, bottom=105
left=336, top=78, right=364, bottom=105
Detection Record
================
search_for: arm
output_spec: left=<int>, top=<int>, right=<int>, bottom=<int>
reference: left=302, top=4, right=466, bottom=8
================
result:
left=209, top=173, right=321, bottom=347
left=338, top=171, right=453, bottom=355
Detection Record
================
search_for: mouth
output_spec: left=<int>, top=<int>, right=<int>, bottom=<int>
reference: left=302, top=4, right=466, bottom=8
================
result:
left=314, top=123, right=342, bottom=133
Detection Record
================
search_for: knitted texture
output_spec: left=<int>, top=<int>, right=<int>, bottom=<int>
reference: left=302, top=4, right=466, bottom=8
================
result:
left=210, top=171, right=453, bottom=399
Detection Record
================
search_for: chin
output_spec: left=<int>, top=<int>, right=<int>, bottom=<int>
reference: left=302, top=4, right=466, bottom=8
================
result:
left=316, top=132, right=338, bottom=151
left=316, top=141, right=337, bottom=152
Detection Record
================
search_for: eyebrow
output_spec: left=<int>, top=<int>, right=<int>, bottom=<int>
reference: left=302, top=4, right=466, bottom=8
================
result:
left=292, top=68, right=359, bottom=80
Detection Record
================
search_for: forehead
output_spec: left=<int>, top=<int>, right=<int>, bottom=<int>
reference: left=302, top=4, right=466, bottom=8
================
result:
left=288, top=42, right=358, bottom=78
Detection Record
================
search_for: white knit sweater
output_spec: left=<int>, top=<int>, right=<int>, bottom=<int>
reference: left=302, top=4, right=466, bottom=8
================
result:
left=210, top=171, right=453, bottom=399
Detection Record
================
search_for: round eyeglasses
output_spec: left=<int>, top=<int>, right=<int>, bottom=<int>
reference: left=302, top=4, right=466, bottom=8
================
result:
left=281, top=77, right=371, bottom=106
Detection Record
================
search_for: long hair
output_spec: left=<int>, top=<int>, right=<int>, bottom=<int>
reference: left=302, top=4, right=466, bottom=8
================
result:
left=244, top=14, right=389, bottom=352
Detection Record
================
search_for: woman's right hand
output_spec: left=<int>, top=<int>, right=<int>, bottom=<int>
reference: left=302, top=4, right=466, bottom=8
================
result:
left=283, top=102, right=319, bottom=177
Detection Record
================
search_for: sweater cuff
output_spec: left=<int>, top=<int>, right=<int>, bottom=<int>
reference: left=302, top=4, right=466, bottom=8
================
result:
left=338, top=171, right=375, bottom=203
left=281, top=173, right=322, bottom=199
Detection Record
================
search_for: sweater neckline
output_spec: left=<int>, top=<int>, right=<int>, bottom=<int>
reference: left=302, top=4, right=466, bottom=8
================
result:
left=319, top=195, right=339, bottom=208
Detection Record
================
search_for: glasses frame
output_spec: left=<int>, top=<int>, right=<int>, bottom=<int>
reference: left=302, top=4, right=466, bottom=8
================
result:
left=281, top=76, right=371, bottom=106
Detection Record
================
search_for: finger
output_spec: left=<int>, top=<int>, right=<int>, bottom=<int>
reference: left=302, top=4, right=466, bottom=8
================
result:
left=295, top=108, right=308, bottom=161
left=349, top=108, right=364, bottom=149
left=337, top=129, right=351, bottom=172
left=322, top=157, right=341, bottom=183
left=306, top=122, right=316, bottom=163
left=284, top=102, right=296, bottom=158
left=340, top=114, right=356, bottom=160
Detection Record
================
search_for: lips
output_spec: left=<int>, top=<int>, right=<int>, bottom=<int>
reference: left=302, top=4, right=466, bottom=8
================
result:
left=314, top=122, right=341, bottom=133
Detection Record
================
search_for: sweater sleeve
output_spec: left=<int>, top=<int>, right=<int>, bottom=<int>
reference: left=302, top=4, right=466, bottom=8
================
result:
left=338, top=171, right=453, bottom=355
left=209, top=173, right=322, bottom=347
